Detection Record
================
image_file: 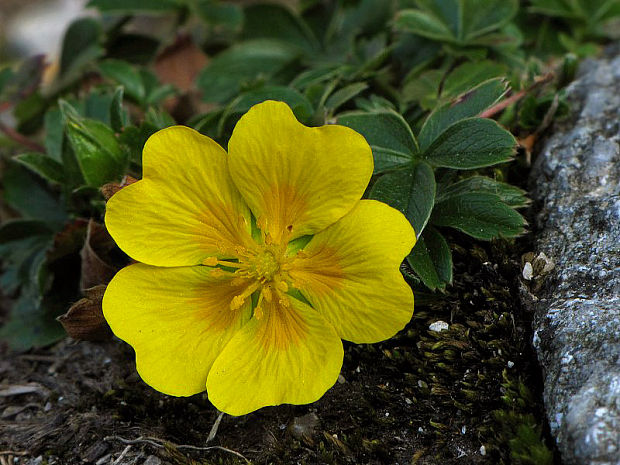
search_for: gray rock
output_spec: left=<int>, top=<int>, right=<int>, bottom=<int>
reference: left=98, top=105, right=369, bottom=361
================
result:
left=529, top=45, right=620, bottom=465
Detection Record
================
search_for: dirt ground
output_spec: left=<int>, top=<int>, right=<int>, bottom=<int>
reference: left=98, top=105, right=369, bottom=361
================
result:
left=0, top=227, right=559, bottom=465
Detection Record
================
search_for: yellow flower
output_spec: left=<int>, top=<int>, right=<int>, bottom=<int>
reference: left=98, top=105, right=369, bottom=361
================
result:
left=103, top=101, right=415, bottom=416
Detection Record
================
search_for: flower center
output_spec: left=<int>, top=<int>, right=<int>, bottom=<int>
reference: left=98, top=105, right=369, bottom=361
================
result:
left=250, top=249, right=280, bottom=283
left=202, top=242, right=295, bottom=319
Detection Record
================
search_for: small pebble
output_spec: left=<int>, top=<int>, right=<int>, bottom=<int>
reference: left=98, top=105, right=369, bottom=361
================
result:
left=337, top=374, right=346, bottom=384
left=507, top=361, right=515, bottom=368
left=480, top=445, right=486, bottom=456
left=522, top=262, right=534, bottom=280
left=428, top=321, right=449, bottom=332
left=404, top=398, right=412, bottom=405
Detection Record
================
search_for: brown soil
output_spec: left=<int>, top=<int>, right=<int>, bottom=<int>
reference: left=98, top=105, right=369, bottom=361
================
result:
left=0, top=234, right=558, bottom=465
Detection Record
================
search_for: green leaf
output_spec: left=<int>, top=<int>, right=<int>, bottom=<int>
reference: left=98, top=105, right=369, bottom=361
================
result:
left=291, top=65, right=344, bottom=90
left=118, top=122, right=158, bottom=164
left=370, top=161, right=436, bottom=238
left=110, top=86, right=125, bottom=132
left=0, top=292, right=66, bottom=351
left=401, top=69, right=444, bottom=109
left=99, top=60, right=145, bottom=103
left=394, top=9, right=455, bottom=42
left=222, top=86, right=314, bottom=131
left=396, top=0, right=518, bottom=44
left=139, top=69, right=176, bottom=105
left=87, top=0, right=182, bottom=13
left=528, top=0, right=580, bottom=19
left=59, top=18, right=104, bottom=77
left=144, top=107, right=175, bottom=129
left=196, top=40, right=300, bottom=104
left=437, top=176, right=529, bottom=208
left=459, top=0, right=519, bottom=41
left=419, top=78, right=508, bottom=150
left=441, top=60, right=507, bottom=100
left=337, top=110, right=418, bottom=174
left=242, top=4, right=320, bottom=54
left=43, top=108, right=64, bottom=162
left=407, top=227, right=452, bottom=290
left=61, top=100, right=126, bottom=186
left=0, top=219, right=54, bottom=244
left=431, top=192, right=525, bottom=239
left=14, top=153, right=66, bottom=184
left=324, top=82, right=368, bottom=112
left=194, top=0, right=243, bottom=30
left=2, top=163, right=66, bottom=225
left=422, top=118, right=515, bottom=169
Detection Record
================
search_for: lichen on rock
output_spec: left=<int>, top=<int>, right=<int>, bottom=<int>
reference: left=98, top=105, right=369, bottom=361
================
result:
left=528, top=44, right=620, bottom=465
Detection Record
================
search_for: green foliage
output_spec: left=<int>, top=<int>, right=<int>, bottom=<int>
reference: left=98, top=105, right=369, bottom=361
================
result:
left=0, top=0, right=612, bottom=355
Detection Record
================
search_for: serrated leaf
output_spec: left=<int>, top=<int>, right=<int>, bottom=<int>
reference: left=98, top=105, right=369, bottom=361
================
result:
left=423, top=118, right=515, bottom=169
left=370, top=161, right=435, bottom=238
left=337, top=110, right=418, bottom=174
left=437, top=176, right=529, bottom=208
left=87, top=0, right=182, bottom=13
left=196, top=40, right=299, bottom=104
left=14, top=153, right=65, bottom=184
left=407, top=226, right=452, bottom=290
left=99, top=60, right=145, bottom=103
left=419, top=78, right=508, bottom=150
left=242, top=4, right=320, bottom=54
left=431, top=192, right=525, bottom=239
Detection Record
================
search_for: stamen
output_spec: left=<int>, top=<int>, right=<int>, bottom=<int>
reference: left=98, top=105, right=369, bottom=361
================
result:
left=215, top=259, right=245, bottom=269
left=254, top=303, right=264, bottom=320
left=262, top=286, right=273, bottom=302
left=276, top=280, right=288, bottom=293
left=230, top=281, right=260, bottom=310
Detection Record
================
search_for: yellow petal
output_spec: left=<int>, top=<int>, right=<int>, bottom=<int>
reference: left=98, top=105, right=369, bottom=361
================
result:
left=227, top=100, right=373, bottom=244
left=206, top=296, right=343, bottom=416
left=288, top=200, right=415, bottom=344
left=102, top=263, right=251, bottom=396
left=106, top=126, right=252, bottom=267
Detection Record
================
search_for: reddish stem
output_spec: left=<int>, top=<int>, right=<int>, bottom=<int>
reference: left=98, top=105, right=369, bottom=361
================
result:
left=0, top=121, right=45, bottom=152
left=479, top=72, right=555, bottom=119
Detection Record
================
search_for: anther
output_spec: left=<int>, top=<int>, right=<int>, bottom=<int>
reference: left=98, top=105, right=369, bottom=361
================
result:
left=262, top=287, right=273, bottom=302
left=202, top=257, right=218, bottom=266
